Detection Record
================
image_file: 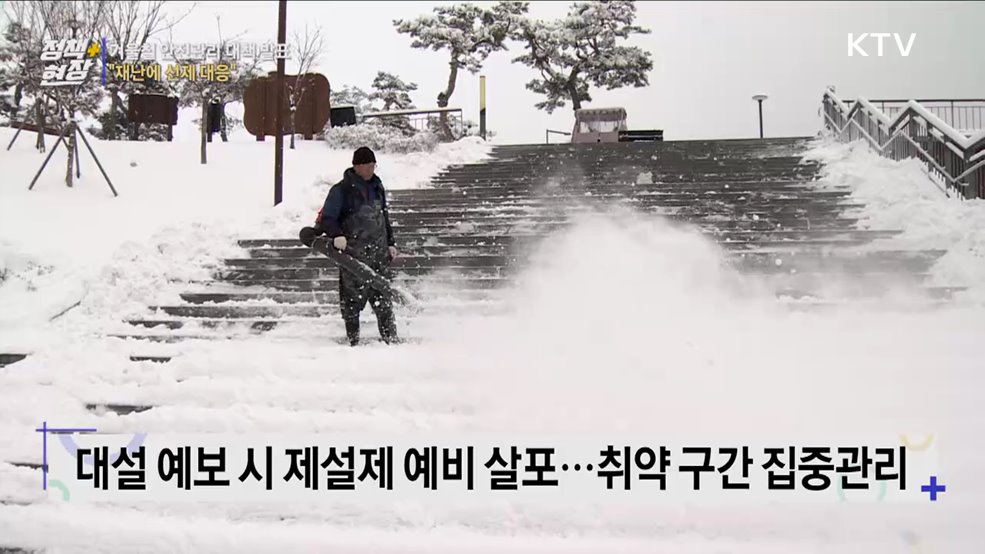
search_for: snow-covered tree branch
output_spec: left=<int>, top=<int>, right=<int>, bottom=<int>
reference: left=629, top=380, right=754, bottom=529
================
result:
left=330, top=84, right=377, bottom=115
left=393, top=1, right=527, bottom=139
left=510, top=0, right=653, bottom=114
left=367, top=71, right=418, bottom=136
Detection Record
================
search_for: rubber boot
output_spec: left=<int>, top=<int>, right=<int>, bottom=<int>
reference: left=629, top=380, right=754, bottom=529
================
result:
left=344, top=319, right=360, bottom=346
left=377, top=310, right=399, bottom=345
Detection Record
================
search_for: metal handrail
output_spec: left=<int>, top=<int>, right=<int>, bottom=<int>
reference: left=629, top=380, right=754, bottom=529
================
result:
left=822, top=88, right=985, bottom=199
left=847, top=99, right=985, bottom=135
left=545, top=129, right=571, bottom=144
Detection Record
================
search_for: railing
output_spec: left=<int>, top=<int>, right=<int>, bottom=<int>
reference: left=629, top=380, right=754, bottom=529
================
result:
left=359, top=107, right=465, bottom=141
left=822, top=88, right=985, bottom=199
left=545, top=129, right=571, bottom=144
left=851, top=99, right=985, bottom=136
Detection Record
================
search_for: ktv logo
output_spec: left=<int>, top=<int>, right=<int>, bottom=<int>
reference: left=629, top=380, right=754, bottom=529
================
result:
left=847, top=33, right=917, bottom=57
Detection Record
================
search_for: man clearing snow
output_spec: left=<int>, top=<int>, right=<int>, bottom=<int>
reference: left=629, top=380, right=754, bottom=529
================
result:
left=316, top=146, right=400, bottom=346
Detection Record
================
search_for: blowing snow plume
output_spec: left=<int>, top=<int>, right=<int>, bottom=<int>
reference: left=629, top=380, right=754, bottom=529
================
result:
left=418, top=207, right=985, bottom=444
left=398, top=206, right=985, bottom=551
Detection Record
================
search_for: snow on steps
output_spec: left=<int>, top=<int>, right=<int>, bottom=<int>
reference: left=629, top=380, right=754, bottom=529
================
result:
left=0, top=138, right=975, bottom=552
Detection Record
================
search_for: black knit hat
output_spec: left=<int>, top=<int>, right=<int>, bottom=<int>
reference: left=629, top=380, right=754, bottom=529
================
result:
left=352, top=146, right=376, bottom=165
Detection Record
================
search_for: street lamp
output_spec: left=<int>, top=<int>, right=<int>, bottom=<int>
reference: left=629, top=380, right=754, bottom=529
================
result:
left=752, top=94, right=768, bottom=138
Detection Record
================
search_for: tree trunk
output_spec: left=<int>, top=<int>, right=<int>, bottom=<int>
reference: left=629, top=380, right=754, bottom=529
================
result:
left=65, top=122, right=75, bottom=188
left=200, top=98, right=207, bottom=164
left=34, top=101, right=46, bottom=153
left=289, top=106, right=296, bottom=149
left=220, top=109, right=229, bottom=142
left=437, top=58, right=460, bottom=141
left=570, top=92, right=582, bottom=111
left=567, top=73, right=582, bottom=112
left=110, top=90, right=126, bottom=141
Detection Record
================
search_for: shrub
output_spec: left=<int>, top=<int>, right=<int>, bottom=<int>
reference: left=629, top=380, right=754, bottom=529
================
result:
left=323, top=122, right=439, bottom=154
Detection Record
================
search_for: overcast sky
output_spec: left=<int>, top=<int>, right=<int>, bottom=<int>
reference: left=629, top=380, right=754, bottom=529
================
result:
left=155, top=1, right=985, bottom=144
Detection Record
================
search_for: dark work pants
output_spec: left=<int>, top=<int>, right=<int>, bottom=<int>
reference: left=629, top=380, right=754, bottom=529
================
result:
left=338, top=265, right=397, bottom=343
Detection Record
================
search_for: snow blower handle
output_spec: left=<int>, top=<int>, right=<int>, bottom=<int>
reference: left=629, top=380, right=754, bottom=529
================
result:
left=299, top=226, right=323, bottom=247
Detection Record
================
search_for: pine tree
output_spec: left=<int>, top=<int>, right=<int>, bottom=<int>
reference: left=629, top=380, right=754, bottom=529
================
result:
left=369, top=71, right=418, bottom=136
left=511, top=0, right=653, bottom=113
left=330, top=84, right=377, bottom=115
left=394, top=1, right=527, bottom=139
left=369, top=71, right=417, bottom=112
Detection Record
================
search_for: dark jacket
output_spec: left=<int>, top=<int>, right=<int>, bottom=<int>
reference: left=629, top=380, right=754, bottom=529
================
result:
left=316, top=168, right=395, bottom=247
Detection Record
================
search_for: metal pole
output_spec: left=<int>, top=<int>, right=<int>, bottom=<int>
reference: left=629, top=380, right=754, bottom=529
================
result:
left=74, top=129, right=81, bottom=178
left=27, top=126, right=69, bottom=190
left=28, top=135, right=66, bottom=190
left=479, top=75, right=486, bottom=140
left=273, top=0, right=287, bottom=206
left=758, top=100, right=764, bottom=139
left=6, top=116, right=29, bottom=151
left=75, top=126, right=119, bottom=197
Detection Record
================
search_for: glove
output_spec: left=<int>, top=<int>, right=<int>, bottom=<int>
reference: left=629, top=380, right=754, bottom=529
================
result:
left=333, top=236, right=347, bottom=250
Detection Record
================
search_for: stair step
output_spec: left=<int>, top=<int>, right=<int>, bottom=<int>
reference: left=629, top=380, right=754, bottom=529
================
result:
left=8, top=461, right=42, bottom=470
left=215, top=255, right=938, bottom=281
left=129, top=355, right=173, bottom=363
left=223, top=255, right=521, bottom=269
left=386, top=206, right=862, bottom=224
left=106, top=333, right=421, bottom=344
left=179, top=290, right=498, bottom=304
left=238, top=229, right=902, bottom=249
left=217, top=267, right=507, bottom=281
left=245, top=239, right=903, bottom=261
left=392, top=187, right=853, bottom=200
left=0, top=354, right=28, bottom=368
left=207, top=278, right=509, bottom=291
left=146, top=301, right=510, bottom=319
left=207, top=271, right=936, bottom=293
left=385, top=204, right=862, bottom=222
left=385, top=219, right=865, bottom=233
left=229, top=249, right=943, bottom=266
left=85, top=403, right=153, bottom=416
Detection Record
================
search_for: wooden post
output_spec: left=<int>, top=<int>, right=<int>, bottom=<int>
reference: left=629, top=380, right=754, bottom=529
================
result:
left=479, top=75, right=486, bottom=140
left=200, top=96, right=207, bottom=164
left=273, top=0, right=287, bottom=206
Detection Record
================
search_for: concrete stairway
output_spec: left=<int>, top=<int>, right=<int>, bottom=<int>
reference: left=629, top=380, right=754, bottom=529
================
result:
left=111, top=137, right=956, bottom=345
left=0, top=137, right=966, bottom=551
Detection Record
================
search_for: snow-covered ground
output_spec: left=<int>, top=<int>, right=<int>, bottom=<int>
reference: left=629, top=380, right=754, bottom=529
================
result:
left=1, top=130, right=984, bottom=552
left=0, top=126, right=491, bottom=349
left=803, top=138, right=985, bottom=297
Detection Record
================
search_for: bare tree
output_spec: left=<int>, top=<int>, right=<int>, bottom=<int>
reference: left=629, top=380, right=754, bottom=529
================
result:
left=166, top=16, right=262, bottom=160
left=5, top=1, right=114, bottom=186
left=101, top=0, right=195, bottom=140
left=286, top=23, right=324, bottom=149
left=2, top=1, right=60, bottom=152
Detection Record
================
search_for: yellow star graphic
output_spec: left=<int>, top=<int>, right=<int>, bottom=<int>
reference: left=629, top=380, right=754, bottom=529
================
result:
left=86, top=41, right=101, bottom=58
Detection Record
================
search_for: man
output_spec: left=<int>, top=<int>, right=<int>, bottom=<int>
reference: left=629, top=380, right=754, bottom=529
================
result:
left=316, top=146, right=400, bottom=346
